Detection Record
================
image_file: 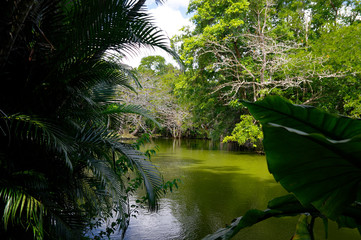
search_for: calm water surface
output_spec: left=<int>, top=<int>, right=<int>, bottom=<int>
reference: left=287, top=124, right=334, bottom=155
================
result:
left=121, top=139, right=359, bottom=240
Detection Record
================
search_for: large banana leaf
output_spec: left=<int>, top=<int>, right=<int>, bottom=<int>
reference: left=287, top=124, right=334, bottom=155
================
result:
left=202, top=194, right=317, bottom=240
left=242, top=96, right=361, bottom=219
left=242, top=96, right=361, bottom=139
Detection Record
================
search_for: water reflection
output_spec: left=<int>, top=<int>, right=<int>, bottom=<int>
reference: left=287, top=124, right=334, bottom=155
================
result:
left=123, top=198, right=183, bottom=240
left=121, top=139, right=359, bottom=240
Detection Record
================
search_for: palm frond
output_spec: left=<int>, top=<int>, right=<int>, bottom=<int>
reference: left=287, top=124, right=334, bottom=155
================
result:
left=91, top=84, right=131, bottom=104
left=87, top=158, right=124, bottom=198
left=47, top=213, right=82, bottom=240
left=94, top=61, right=135, bottom=88
left=7, top=114, right=73, bottom=169
left=59, top=0, right=179, bottom=67
left=58, top=59, right=138, bottom=123
left=75, top=125, right=163, bottom=210
left=87, top=158, right=129, bottom=233
left=76, top=125, right=118, bottom=146
left=114, top=142, right=163, bottom=211
left=70, top=59, right=136, bottom=94
left=1, top=0, right=171, bottom=238
left=0, top=109, right=9, bottom=137
left=73, top=125, right=132, bottom=233
left=103, top=104, right=162, bottom=128
left=103, top=51, right=140, bottom=87
left=0, top=186, right=45, bottom=240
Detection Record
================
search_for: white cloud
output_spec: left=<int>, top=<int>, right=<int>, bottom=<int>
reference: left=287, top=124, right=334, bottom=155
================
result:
left=164, top=0, right=190, bottom=9
left=149, top=4, right=191, bottom=38
left=122, top=0, right=193, bottom=68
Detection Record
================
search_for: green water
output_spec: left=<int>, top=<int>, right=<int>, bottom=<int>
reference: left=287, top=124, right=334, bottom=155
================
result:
left=123, top=139, right=359, bottom=240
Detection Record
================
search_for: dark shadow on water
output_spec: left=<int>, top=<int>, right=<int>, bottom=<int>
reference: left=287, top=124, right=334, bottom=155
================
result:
left=154, top=138, right=251, bottom=152
left=153, top=155, right=204, bottom=167
left=192, top=165, right=243, bottom=173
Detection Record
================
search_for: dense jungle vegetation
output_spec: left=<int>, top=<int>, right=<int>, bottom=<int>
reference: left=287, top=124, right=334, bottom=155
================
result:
left=2, top=0, right=361, bottom=239
left=127, top=0, right=361, bottom=149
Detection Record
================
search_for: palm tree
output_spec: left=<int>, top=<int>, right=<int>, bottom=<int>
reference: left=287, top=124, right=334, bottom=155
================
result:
left=0, top=0, right=176, bottom=239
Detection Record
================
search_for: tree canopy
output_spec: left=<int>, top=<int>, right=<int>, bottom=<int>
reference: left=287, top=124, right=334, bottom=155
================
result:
left=171, top=0, right=361, bottom=143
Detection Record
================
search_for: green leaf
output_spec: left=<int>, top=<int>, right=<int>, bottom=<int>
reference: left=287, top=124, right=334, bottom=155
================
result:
left=202, top=209, right=269, bottom=240
left=203, top=194, right=316, bottom=240
left=267, top=194, right=316, bottom=214
left=0, top=186, right=45, bottom=239
left=242, top=96, right=361, bottom=140
left=321, top=216, right=329, bottom=239
left=291, top=215, right=313, bottom=240
left=242, top=96, right=361, bottom=219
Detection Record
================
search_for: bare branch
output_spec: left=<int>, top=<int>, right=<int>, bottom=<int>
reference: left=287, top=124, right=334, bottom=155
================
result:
left=196, top=0, right=356, bottom=103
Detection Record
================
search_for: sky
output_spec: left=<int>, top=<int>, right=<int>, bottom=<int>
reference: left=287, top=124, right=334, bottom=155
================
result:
left=124, top=0, right=194, bottom=68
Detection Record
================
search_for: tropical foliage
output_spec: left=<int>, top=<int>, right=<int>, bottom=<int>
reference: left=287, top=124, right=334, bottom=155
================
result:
left=204, top=96, right=361, bottom=239
left=0, top=0, right=175, bottom=239
left=170, top=1, right=361, bottom=238
left=172, top=0, right=361, bottom=144
left=222, top=115, right=263, bottom=150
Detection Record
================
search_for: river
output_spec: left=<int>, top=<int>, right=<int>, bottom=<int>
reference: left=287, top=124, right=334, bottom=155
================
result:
left=119, top=139, right=359, bottom=240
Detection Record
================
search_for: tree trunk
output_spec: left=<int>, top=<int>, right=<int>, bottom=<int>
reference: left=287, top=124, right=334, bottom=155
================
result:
left=151, top=126, right=156, bottom=134
left=130, top=124, right=140, bottom=136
